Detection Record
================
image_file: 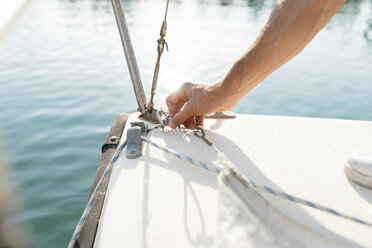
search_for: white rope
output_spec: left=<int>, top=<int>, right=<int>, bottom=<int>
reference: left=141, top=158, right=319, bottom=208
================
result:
left=68, top=141, right=126, bottom=248
left=142, top=137, right=221, bottom=173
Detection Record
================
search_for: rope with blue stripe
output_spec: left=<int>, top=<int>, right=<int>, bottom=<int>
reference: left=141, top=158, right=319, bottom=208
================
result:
left=68, top=140, right=127, bottom=248
left=142, top=136, right=221, bottom=174
left=142, top=136, right=372, bottom=228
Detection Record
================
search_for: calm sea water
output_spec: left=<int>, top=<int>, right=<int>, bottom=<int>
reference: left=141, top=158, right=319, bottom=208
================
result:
left=0, top=0, right=371, bottom=247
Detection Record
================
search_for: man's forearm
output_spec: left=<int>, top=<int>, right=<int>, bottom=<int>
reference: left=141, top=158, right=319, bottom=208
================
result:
left=165, top=0, right=345, bottom=128
left=219, top=0, right=345, bottom=102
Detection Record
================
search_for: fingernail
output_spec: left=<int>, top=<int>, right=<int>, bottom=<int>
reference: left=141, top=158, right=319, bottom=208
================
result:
left=169, top=121, right=176, bottom=129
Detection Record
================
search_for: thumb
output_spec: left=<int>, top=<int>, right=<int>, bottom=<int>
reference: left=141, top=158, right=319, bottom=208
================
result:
left=169, top=102, right=194, bottom=128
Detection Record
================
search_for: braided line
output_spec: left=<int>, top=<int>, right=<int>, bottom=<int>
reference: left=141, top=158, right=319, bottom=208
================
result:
left=68, top=142, right=126, bottom=247
left=142, top=137, right=372, bottom=227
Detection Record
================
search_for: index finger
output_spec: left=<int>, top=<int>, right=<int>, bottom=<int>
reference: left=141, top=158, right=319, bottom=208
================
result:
left=166, top=87, right=188, bottom=117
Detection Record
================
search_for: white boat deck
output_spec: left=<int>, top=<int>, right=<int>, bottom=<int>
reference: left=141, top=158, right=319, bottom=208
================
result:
left=94, top=113, right=372, bottom=247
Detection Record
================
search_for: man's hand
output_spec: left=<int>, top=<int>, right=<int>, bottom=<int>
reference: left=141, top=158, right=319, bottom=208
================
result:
left=166, top=82, right=239, bottom=128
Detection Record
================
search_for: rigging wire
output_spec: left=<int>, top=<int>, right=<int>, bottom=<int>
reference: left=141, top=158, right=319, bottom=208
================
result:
left=147, top=0, right=171, bottom=112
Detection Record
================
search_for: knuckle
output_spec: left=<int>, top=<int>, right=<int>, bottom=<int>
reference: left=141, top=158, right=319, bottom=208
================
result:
left=182, top=82, right=193, bottom=90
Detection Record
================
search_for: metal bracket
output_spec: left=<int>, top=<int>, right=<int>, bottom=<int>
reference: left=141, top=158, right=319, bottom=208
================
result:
left=139, top=108, right=159, bottom=124
left=155, top=109, right=170, bottom=128
left=126, top=126, right=143, bottom=159
left=130, top=122, right=148, bottom=135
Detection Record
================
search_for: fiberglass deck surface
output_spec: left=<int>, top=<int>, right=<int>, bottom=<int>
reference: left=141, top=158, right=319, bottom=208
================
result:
left=94, top=113, right=372, bottom=248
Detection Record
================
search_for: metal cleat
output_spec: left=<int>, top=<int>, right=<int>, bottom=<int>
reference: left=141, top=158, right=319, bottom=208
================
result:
left=126, top=126, right=143, bottom=159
